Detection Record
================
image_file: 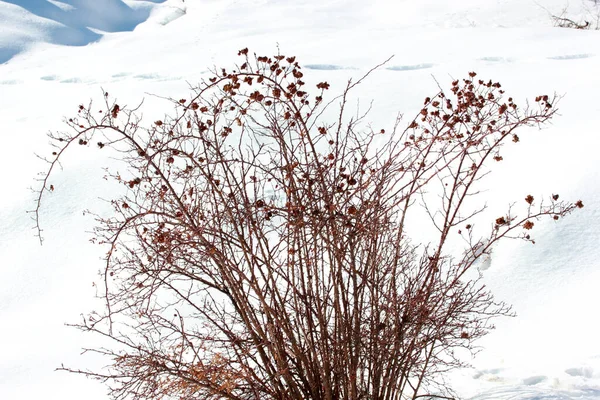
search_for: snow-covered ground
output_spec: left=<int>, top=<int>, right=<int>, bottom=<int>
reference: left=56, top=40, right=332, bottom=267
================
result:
left=1, top=0, right=599, bottom=399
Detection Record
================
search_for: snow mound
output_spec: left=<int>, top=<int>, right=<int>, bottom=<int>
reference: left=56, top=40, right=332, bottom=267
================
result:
left=0, top=0, right=168, bottom=64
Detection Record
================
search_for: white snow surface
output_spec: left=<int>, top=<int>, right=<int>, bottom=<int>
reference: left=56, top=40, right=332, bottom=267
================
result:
left=0, top=0, right=167, bottom=63
left=1, top=0, right=600, bottom=399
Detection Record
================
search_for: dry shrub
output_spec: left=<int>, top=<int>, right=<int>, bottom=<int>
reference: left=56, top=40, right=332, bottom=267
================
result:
left=36, top=49, right=581, bottom=400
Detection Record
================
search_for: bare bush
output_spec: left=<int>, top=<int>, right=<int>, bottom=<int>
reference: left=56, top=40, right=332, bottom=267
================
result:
left=552, top=15, right=591, bottom=29
left=545, top=0, right=600, bottom=30
left=36, top=49, right=582, bottom=400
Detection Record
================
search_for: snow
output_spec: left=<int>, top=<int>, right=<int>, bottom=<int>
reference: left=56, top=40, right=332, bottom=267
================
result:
left=0, top=0, right=168, bottom=63
left=1, top=0, right=600, bottom=399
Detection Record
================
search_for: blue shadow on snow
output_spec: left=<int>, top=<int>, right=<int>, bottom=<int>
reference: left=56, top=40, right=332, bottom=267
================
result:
left=0, top=0, right=167, bottom=63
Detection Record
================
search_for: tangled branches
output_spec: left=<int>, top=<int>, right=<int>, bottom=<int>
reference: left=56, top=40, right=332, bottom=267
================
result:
left=36, top=49, right=581, bottom=400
